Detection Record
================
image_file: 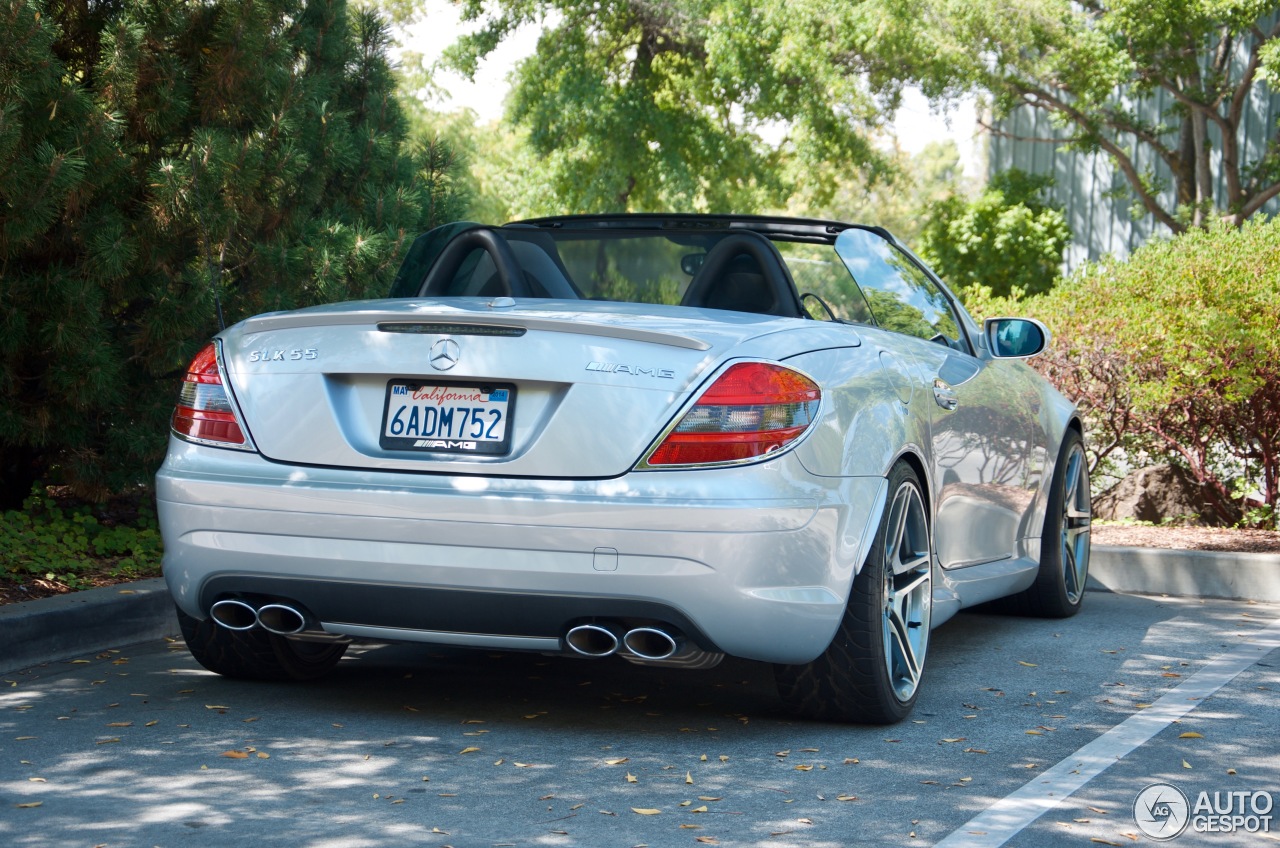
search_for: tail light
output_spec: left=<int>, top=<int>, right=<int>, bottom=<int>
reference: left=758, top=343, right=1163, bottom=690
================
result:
left=171, top=342, right=254, bottom=450
left=640, top=361, right=820, bottom=468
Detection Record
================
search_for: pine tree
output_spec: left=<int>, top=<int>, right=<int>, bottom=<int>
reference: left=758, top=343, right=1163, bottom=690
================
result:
left=0, top=0, right=463, bottom=506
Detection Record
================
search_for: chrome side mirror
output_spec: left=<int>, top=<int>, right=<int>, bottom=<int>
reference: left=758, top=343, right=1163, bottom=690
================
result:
left=984, top=317, right=1050, bottom=359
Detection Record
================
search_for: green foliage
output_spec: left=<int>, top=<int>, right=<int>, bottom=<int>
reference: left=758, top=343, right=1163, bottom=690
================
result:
left=0, top=489, right=163, bottom=587
left=784, top=140, right=966, bottom=244
left=864, top=1, right=1280, bottom=232
left=0, top=0, right=464, bottom=506
left=444, top=0, right=893, bottom=213
left=920, top=169, right=1071, bottom=298
left=968, top=218, right=1280, bottom=527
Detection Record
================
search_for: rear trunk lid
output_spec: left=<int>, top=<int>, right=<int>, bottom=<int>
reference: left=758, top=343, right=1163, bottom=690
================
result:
left=219, top=298, right=855, bottom=478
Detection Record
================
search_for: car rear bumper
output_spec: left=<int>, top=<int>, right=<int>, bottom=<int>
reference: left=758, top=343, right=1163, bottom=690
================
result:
left=157, top=439, right=886, bottom=664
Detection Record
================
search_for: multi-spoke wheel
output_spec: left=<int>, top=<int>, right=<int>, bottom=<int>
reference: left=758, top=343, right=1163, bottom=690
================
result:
left=775, top=462, right=933, bottom=723
left=1004, top=429, right=1092, bottom=618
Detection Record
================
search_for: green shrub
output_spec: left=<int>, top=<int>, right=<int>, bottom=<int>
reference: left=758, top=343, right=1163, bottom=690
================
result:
left=0, top=0, right=464, bottom=508
left=920, top=170, right=1071, bottom=299
left=0, top=489, right=162, bottom=588
left=966, top=218, right=1280, bottom=528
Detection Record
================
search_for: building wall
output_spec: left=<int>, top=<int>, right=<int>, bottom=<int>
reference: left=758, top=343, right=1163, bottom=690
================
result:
left=988, top=22, right=1280, bottom=271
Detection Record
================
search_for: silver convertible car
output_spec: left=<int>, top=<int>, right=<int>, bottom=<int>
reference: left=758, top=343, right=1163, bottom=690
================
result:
left=158, top=214, right=1090, bottom=723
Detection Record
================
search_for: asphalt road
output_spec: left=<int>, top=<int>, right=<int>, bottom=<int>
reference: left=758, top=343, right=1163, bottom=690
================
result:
left=2, top=592, right=1277, bottom=848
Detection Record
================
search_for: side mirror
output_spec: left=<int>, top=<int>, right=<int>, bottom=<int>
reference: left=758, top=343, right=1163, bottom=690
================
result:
left=984, top=317, right=1050, bottom=359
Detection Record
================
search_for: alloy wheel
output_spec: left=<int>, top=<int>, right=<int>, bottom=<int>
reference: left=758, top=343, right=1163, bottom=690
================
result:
left=1060, top=442, right=1092, bottom=604
left=881, top=481, right=932, bottom=703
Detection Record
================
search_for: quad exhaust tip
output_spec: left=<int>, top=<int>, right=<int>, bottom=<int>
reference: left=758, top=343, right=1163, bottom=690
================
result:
left=623, top=627, right=681, bottom=661
left=564, top=624, right=620, bottom=657
left=257, top=604, right=308, bottom=635
left=565, top=623, right=684, bottom=660
left=209, top=599, right=259, bottom=631
left=209, top=599, right=310, bottom=635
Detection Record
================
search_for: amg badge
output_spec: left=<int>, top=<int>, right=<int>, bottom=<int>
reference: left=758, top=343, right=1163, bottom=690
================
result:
left=586, top=361, right=675, bottom=379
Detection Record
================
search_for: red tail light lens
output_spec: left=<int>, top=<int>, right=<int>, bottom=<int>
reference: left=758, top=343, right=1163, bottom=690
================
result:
left=171, top=343, right=251, bottom=449
left=642, top=362, right=821, bottom=468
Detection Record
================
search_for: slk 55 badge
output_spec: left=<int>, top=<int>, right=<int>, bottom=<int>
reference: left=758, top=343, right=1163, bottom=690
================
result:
left=249, top=348, right=318, bottom=363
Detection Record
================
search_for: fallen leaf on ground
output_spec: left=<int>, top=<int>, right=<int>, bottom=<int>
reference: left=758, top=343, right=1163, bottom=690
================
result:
left=1183, top=760, right=1192, bottom=769
left=691, top=805, right=708, bottom=813
left=680, top=824, right=702, bottom=829
left=221, top=750, right=249, bottom=759
left=604, top=757, right=629, bottom=765
left=459, top=747, right=480, bottom=754
left=837, top=795, right=858, bottom=802
left=96, top=738, right=120, bottom=745
left=631, top=808, right=661, bottom=815
left=106, top=722, right=132, bottom=728
left=1179, top=732, right=1204, bottom=739
left=204, top=705, right=229, bottom=710
left=15, top=802, right=43, bottom=808
left=686, top=771, right=694, bottom=784
left=257, top=752, right=269, bottom=759
left=698, top=796, right=721, bottom=801
left=1018, top=661, right=1038, bottom=667
left=626, top=773, right=638, bottom=783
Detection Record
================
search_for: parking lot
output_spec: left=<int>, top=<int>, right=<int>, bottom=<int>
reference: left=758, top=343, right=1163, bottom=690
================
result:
left=3, top=590, right=1278, bottom=847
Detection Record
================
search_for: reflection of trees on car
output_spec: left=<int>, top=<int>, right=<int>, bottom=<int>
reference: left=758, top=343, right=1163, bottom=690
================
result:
left=862, top=289, right=934, bottom=339
left=861, top=287, right=959, bottom=344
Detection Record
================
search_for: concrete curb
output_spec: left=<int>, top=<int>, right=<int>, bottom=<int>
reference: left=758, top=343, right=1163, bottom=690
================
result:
left=3, top=546, right=1278, bottom=674
left=1087, top=546, right=1280, bottom=603
left=1, top=578, right=178, bottom=675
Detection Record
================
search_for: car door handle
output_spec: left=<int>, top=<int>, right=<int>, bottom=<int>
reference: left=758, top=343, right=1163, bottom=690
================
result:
left=933, top=379, right=959, bottom=411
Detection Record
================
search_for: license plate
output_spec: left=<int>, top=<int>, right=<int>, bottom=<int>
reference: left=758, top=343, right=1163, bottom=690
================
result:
left=380, top=380, right=515, bottom=455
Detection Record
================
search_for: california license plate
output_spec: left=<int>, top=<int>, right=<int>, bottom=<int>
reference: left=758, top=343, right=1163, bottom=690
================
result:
left=380, top=380, right=515, bottom=455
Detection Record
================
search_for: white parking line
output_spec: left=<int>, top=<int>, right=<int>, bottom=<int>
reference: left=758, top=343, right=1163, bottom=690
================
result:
left=935, top=614, right=1280, bottom=848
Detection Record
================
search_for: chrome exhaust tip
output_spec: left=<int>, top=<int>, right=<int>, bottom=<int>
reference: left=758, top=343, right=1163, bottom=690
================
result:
left=209, top=599, right=259, bottom=631
left=257, top=603, right=308, bottom=635
left=623, top=627, right=681, bottom=661
left=565, top=624, right=621, bottom=657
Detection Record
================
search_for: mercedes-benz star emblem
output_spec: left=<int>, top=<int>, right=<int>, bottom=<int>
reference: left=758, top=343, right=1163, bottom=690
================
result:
left=430, top=338, right=460, bottom=371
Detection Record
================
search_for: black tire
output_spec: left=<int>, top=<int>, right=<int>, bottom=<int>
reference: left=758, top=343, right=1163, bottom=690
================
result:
left=1002, top=429, right=1092, bottom=618
left=775, top=463, right=933, bottom=724
left=177, top=606, right=346, bottom=681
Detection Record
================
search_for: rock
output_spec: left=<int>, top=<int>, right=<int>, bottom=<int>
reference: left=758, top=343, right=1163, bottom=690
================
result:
left=1092, top=465, right=1231, bottom=527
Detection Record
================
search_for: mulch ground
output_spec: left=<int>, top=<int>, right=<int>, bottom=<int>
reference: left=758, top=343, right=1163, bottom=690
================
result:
left=1091, top=524, right=1280, bottom=553
left=0, top=567, right=160, bottom=606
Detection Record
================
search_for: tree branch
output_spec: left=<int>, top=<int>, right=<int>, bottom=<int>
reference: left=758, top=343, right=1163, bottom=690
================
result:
left=1015, top=84, right=1184, bottom=232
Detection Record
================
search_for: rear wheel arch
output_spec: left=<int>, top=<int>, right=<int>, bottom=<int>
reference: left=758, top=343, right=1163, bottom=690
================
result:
left=775, top=460, right=933, bottom=723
